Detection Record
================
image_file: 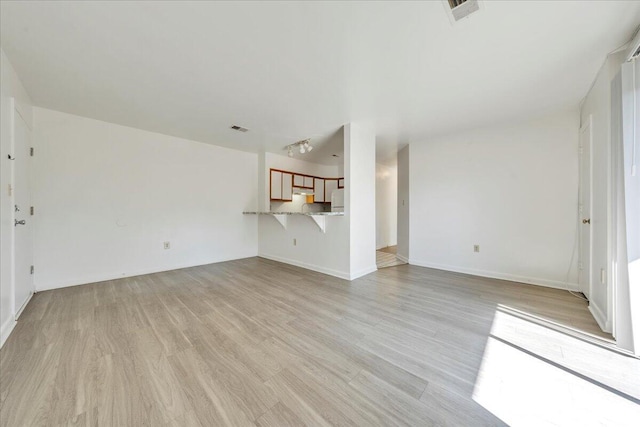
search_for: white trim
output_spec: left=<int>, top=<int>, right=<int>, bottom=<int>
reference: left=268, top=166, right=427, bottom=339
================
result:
left=258, top=253, right=351, bottom=280
left=259, top=253, right=377, bottom=281
left=376, top=244, right=399, bottom=250
left=0, top=317, right=17, bottom=349
left=14, top=290, right=33, bottom=320
left=396, top=254, right=409, bottom=263
left=408, top=259, right=581, bottom=291
left=350, top=265, right=378, bottom=280
left=34, top=255, right=258, bottom=292
left=589, top=301, right=611, bottom=333
left=579, top=115, right=594, bottom=299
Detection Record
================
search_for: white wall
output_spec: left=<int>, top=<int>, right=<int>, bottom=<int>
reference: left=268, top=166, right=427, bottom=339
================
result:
left=345, top=123, right=377, bottom=278
left=258, top=214, right=350, bottom=279
left=376, top=162, right=397, bottom=249
left=0, top=48, right=33, bottom=347
left=580, top=51, right=626, bottom=332
left=612, top=59, right=640, bottom=354
left=32, top=108, right=258, bottom=291
left=397, top=146, right=410, bottom=262
left=408, top=111, right=580, bottom=290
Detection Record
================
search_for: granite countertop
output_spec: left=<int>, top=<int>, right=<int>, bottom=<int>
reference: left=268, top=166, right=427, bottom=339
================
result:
left=243, top=211, right=344, bottom=216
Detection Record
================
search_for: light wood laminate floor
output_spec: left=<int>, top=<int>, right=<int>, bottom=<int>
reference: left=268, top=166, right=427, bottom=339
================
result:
left=1, top=258, right=639, bottom=426
left=376, top=246, right=407, bottom=269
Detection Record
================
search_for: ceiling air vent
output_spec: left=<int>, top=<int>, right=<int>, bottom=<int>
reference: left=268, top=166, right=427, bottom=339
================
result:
left=625, top=27, right=640, bottom=62
left=446, top=0, right=480, bottom=22
left=230, top=125, right=249, bottom=132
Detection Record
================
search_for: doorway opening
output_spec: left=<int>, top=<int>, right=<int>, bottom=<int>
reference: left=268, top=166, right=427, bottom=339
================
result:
left=375, top=161, right=406, bottom=269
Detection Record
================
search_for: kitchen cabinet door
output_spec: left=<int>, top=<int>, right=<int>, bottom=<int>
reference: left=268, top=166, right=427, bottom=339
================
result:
left=282, top=173, right=293, bottom=201
left=325, top=179, right=338, bottom=202
left=270, top=170, right=282, bottom=200
left=293, top=174, right=304, bottom=187
left=314, top=178, right=325, bottom=202
left=304, top=176, right=314, bottom=188
left=338, top=178, right=345, bottom=188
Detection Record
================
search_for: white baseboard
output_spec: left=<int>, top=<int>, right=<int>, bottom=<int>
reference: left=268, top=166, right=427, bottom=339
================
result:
left=396, top=254, right=409, bottom=263
left=1, top=291, right=35, bottom=349
left=259, top=253, right=377, bottom=281
left=15, top=291, right=34, bottom=320
left=350, top=265, right=378, bottom=280
left=408, top=259, right=581, bottom=292
left=377, top=244, right=398, bottom=251
left=35, top=254, right=258, bottom=292
left=0, top=317, right=17, bottom=349
left=259, top=253, right=351, bottom=280
left=589, top=302, right=611, bottom=333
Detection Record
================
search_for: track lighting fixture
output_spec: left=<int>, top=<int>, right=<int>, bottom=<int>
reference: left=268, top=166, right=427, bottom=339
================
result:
left=285, top=139, right=313, bottom=158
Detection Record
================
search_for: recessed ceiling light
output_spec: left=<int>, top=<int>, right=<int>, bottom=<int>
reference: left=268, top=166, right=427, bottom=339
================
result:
left=230, top=125, right=249, bottom=132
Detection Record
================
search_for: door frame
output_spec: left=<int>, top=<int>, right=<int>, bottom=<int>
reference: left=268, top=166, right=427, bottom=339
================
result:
left=10, top=98, right=34, bottom=320
left=578, top=115, right=593, bottom=299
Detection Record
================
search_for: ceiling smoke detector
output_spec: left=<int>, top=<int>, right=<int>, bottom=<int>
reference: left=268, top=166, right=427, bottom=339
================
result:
left=230, top=125, right=249, bottom=132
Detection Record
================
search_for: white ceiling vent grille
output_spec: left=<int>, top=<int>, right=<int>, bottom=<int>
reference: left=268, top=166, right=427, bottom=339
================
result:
left=230, top=125, right=249, bottom=132
left=626, top=27, right=640, bottom=62
left=446, top=0, right=480, bottom=22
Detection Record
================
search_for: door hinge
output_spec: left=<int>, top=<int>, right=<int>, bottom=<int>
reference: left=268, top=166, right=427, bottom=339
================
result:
left=30, top=206, right=34, bottom=215
left=30, top=147, right=34, bottom=157
left=30, top=265, right=34, bottom=275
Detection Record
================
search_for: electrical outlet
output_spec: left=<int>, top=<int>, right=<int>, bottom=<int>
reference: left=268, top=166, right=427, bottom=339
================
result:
left=474, top=245, right=480, bottom=253
left=293, top=238, right=297, bottom=246
left=164, top=241, right=170, bottom=250
left=600, top=268, right=606, bottom=284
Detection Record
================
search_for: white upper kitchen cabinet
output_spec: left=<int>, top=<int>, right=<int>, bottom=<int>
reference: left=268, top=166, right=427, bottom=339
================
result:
left=293, top=174, right=304, bottom=187
left=270, top=170, right=282, bottom=200
left=314, top=178, right=325, bottom=202
left=282, top=172, right=293, bottom=201
left=304, top=176, right=314, bottom=188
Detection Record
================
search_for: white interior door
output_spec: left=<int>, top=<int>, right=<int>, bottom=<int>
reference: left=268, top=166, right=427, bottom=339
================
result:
left=579, top=117, right=592, bottom=299
left=13, top=105, right=34, bottom=318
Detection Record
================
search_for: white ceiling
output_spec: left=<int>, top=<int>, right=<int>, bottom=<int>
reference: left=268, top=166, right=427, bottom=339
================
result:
left=2, top=1, right=639, bottom=165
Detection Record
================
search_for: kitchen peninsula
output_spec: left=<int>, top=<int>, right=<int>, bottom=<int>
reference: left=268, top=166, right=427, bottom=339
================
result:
left=243, top=211, right=343, bottom=216
left=243, top=210, right=343, bottom=233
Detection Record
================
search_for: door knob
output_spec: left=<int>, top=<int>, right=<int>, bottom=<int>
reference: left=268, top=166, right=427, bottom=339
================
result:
left=582, top=218, right=591, bottom=224
left=14, top=220, right=25, bottom=226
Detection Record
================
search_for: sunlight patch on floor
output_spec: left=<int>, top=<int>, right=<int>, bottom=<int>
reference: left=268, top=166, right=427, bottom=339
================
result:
left=472, top=308, right=640, bottom=426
